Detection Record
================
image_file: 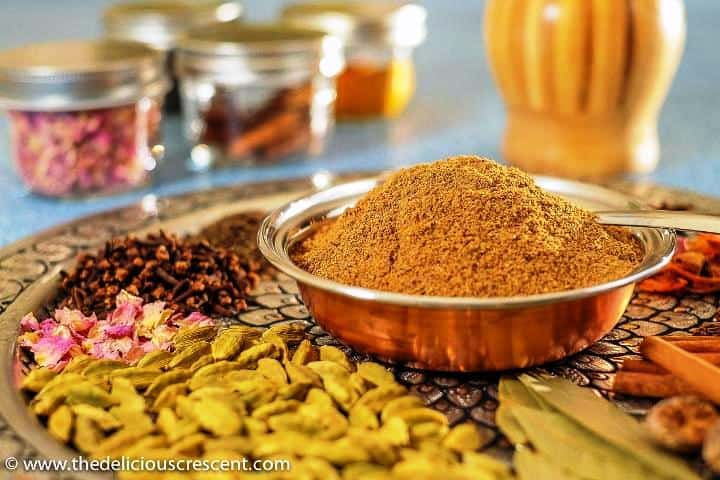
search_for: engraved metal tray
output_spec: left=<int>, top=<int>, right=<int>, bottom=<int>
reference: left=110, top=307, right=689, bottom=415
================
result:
left=0, top=172, right=719, bottom=478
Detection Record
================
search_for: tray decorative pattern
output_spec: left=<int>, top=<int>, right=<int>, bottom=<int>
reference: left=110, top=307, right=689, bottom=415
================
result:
left=0, top=174, right=719, bottom=477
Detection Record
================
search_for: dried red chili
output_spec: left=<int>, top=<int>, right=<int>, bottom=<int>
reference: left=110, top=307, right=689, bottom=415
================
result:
left=638, top=233, right=720, bottom=294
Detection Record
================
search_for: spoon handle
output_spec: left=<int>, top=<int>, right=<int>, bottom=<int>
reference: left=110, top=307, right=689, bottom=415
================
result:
left=596, top=210, right=720, bottom=234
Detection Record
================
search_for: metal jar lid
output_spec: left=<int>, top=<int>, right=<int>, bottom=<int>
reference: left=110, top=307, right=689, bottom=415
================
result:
left=281, top=1, right=427, bottom=48
left=175, top=23, right=344, bottom=84
left=103, top=0, right=244, bottom=51
left=0, top=39, right=170, bottom=111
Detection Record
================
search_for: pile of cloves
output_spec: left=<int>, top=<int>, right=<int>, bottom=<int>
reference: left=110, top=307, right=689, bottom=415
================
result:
left=58, top=231, right=260, bottom=317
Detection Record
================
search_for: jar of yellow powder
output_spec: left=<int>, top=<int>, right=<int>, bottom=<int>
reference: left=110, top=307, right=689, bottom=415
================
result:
left=282, top=1, right=426, bottom=120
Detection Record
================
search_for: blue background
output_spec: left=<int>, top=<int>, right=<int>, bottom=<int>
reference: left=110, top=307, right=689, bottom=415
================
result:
left=0, top=0, right=718, bottom=246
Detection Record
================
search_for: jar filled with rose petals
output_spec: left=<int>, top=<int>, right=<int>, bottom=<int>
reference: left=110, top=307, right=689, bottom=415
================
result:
left=0, top=40, right=170, bottom=197
left=175, top=23, right=344, bottom=170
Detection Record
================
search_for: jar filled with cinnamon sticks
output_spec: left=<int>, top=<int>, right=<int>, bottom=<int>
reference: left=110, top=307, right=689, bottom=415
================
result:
left=175, top=23, right=344, bottom=168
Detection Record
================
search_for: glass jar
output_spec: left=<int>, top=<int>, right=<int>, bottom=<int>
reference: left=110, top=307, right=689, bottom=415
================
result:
left=0, top=40, right=169, bottom=198
left=175, top=23, right=344, bottom=169
left=282, top=1, right=426, bottom=120
left=103, top=0, right=244, bottom=111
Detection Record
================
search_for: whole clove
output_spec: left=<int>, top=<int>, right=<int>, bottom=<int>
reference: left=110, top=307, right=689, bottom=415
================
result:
left=58, top=231, right=260, bottom=317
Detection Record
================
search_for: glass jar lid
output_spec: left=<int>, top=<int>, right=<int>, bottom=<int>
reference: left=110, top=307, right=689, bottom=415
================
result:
left=103, top=0, right=244, bottom=51
left=175, top=23, right=344, bottom=84
left=0, top=39, right=170, bottom=111
left=281, top=1, right=427, bottom=48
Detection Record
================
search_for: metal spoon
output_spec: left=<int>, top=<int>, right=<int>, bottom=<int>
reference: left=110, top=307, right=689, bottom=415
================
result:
left=596, top=210, right=720, bottom=233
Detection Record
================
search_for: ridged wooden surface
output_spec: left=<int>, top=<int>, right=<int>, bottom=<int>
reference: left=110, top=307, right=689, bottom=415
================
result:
left=485, top=0, right=686, bottom=177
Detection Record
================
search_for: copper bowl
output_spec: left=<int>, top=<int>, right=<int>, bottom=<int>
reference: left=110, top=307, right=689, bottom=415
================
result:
left=258, top=175, right=676, bottom=371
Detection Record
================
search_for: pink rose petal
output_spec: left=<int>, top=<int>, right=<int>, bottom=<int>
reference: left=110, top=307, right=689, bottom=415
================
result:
left=116, top=290, right=143, bottom=308
left=32, top=335, right=74, bottom=368
left=54, top=308, right=96, bottom=335
left=177, top=312, right=213, bottom=328
left=105, top=324, right=134, bottom=338
left=20, top=313, right=39, bottom=332
left=19, top=291, right=217, bottom=369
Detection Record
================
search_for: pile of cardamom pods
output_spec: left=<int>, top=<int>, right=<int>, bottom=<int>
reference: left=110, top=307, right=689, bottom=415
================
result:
left=21, top=322, right=513, bottom=479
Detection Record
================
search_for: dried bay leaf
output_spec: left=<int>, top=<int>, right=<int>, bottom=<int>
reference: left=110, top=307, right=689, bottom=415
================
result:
left=510, top=404, right=654, bottom=480
left=518, top=374, right=700, bottom=480
left=514, top=446, right=584, bottom=480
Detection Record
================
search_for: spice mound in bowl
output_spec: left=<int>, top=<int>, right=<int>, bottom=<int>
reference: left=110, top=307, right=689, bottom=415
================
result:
left=292, top=156, right=643, bottom=297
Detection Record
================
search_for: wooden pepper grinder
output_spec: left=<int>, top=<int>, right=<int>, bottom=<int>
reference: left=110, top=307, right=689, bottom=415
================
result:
left=484, top=0, right=686, bottom=178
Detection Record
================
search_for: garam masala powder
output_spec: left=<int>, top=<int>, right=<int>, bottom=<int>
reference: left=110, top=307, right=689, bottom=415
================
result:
left=293, top=156, right=643, bottom=297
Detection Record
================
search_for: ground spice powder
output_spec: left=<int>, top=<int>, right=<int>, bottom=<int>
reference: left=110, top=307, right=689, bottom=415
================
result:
left=293, top=156, right=644, bottom=297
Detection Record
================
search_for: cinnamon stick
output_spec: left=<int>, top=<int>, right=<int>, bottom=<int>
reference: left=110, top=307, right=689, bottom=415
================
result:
left=655, top=338, right=720, bottom=353
left=228, top=111, right=301, bottom=158
left=621, top=354, right=720, bottom=374
left=613, top=371, right=699, bottom=398
left=640, top=336, right=720, bottom=404
left=662, top=336, right=720, bottom=342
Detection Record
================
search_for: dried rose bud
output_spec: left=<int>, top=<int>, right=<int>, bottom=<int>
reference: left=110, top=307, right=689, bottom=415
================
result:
left=646, top=396, right=718, bottom=452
